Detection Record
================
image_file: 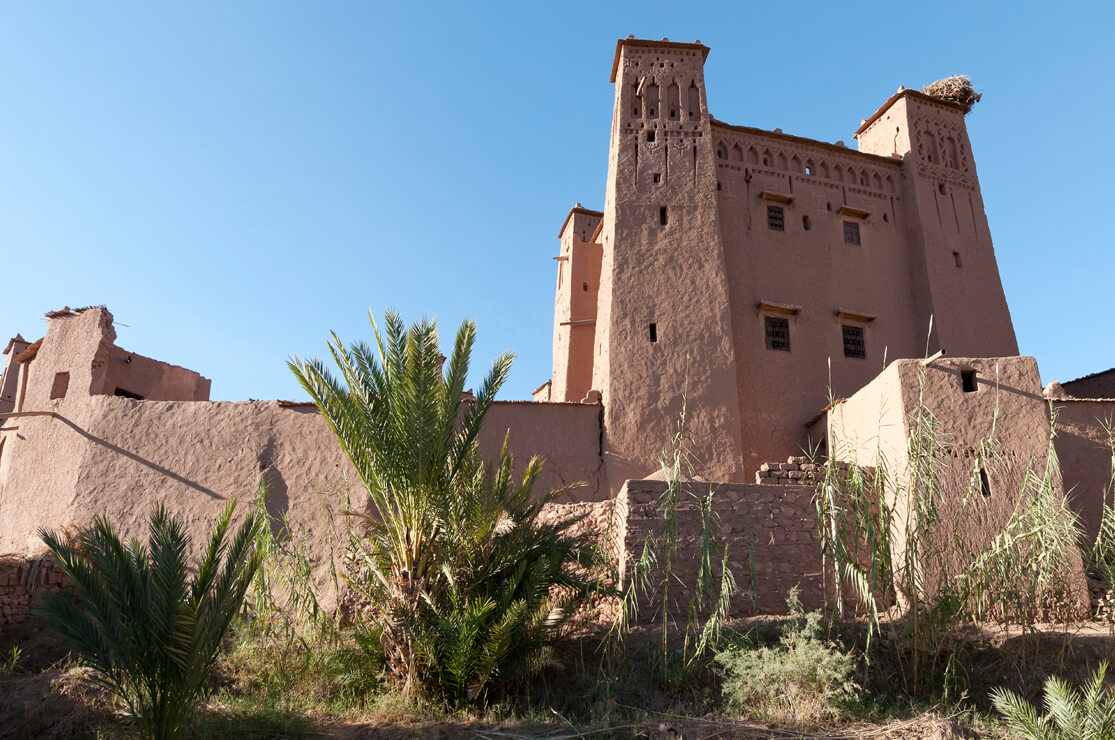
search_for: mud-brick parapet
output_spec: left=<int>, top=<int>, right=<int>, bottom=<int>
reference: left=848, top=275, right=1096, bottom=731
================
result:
left=0, top=555, right=65, bottom=633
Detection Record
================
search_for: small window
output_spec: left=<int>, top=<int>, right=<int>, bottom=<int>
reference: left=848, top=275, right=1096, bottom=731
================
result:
left=114, top=387, right=144, bottom=400
left=767, top=206, right=785, bottom=231
left=842, top=326, right=866, bottom=359
left=50, top=372, right=70, bottom=400
left=843, top=221, right=861, bottom=245
left=802, top=215, right=811, bottom=231
left=647, top=130, right=656, bottom=143
left=938, top=183, right=947, bottom=195
left=716, top=181, right=721, bottom=191
left=953, top=251, right=962, bottom=268
left=652, top=172, right=661, bottom=184
left=961, top=370, right=977, bottom=393
left=659, top=206, right=668, bottom=226
left=882, top=213, right=889, bottom=223
left=805, top=165, right=813, bottom=175
left=582, top=282, right=589, bottom=292
left=648, top=323, right=658, bottom=343
left=765, top=316, right=790, bottom=352
left=979, top=465, right=992, bottom=499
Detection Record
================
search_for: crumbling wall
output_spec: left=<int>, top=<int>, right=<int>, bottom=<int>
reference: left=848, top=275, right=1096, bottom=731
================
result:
left=0, top=555, right=64, bottom=634
left=621, top=480, right=823, bottom=617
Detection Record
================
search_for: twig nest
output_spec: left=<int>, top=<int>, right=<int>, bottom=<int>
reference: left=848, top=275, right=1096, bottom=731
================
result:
left=921, top=75, right=982, bottom=107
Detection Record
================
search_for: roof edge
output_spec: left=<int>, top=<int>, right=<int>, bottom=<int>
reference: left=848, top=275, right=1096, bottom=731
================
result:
left=610, top=38, right=710, bottom=83
left=558, top=205, right=604, bottom=238
left=854, top=89, right=970, bottom=138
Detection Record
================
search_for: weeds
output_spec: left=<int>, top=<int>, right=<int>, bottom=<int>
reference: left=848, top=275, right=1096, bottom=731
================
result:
left=714, top=589, right=858, bottom=726
left=0, top=645, right=20, bottom=680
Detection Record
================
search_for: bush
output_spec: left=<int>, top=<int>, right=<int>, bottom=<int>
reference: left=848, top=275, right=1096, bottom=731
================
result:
left=991, top=662, right=1115, bottom=740
left=290, top=311, right=600, bottom=707
left=37, top=502, right=260, bottom=739
left=714, top=590, right=858, bottom=725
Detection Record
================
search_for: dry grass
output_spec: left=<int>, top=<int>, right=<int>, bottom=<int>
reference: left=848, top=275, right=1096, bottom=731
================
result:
left=921, top=76, right=982, bottom=107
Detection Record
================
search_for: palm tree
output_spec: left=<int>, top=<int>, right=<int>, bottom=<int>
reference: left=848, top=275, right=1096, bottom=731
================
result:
left=991, top=662, right=1115, bottom=740
left=37, top=502, right=260, bottom=739
left=290, top=311, right=598, bottom=703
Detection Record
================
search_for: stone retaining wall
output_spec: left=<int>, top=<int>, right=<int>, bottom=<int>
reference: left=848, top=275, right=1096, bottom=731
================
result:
left=0, top=555, right=64, bottom=633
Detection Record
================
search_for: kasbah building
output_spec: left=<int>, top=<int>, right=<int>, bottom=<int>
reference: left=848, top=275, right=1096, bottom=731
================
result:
left=1, top=37, right=1113, bottom=621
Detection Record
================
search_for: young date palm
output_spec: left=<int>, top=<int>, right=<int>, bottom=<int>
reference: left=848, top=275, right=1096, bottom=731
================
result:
left=991, top=662, right=1115, bottom=740
left=37, top=502, right=260, bottom=739
left=290, top=311, right=597, bottom=704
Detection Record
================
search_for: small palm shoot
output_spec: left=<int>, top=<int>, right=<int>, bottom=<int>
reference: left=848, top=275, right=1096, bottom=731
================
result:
left=991, top=662, right=1115, bottom=740
left=37, top=502, right=260, bottom=739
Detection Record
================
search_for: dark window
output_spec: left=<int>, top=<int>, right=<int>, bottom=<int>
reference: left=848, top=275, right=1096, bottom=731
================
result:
left=582, top=282, right=589, bottom=292
left=767, top=206, right=785, bottom=231
left=648, top=323, right=658, bottom=343
left=659, top=206, right=668, bottom=226
left=979, top=465, right=992, bottom=499
left=50, top=372, right=70, bottom=400
left=953, top=251, right=962, bottom=268
left=842, top=325, right=866, bottom=359
left=652, top=172, right=661, bottom=184
left=802, top=215, right=811, bottom=231
left=647, top=130, right=656, bottom=143
left=114, top=387, right=144, bottom=400
left=843, top=221, right=861, bottom=245
left=765, top=316, right=790, bottom=352
left=961, top=370, right=977, bottom=393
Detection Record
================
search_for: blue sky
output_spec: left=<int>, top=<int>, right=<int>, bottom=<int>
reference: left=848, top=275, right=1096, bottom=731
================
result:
left=1, top=2, right=1112, bottom=401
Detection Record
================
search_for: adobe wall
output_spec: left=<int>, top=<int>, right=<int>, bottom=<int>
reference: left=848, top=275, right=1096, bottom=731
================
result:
left=551, top=208, right=602, bottom=403
left=101, top=345, right=211, bottom=401
left=1053, top=398, right=1115, bottom=542
left=1062, top=371, right=1115, bottom=400
left=620, top=479, right=824, bottom=617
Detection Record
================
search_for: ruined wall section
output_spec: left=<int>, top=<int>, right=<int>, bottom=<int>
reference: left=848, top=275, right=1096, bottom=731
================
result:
left=621, top=479, right=824, bottom=616
left=594, top=40, right=744, bottom=493
left=101, top=345, right=212, bottom=401
left=856, top=93, right=1018, bottom=359
left=712, top=123, right=916, bottom=473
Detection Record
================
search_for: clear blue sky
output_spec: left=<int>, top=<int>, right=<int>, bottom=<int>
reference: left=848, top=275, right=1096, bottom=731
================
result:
left=1, top=2, right=1111, bottom=401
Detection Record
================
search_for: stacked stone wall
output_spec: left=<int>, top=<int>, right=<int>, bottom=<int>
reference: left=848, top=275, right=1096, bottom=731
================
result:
left=754, top=455, right=851, bottom=487
left=0, top=555, right=63, bottom=634
left=621, top=480, right=823, bottom=616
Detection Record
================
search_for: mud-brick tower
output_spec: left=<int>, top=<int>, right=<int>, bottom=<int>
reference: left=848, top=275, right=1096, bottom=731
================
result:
left=855, top=90, right=1017, bottom=357
left=592, top=38, right=745, bottom=490
left=550, top=206, right=603, bottom=404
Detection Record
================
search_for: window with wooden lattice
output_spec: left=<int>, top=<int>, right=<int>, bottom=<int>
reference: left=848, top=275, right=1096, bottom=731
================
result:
left=767, top=205, right=784, bottom=231
left=765, top=316, right=790, bottom=352
left=842, top=325, right=866, bottom=359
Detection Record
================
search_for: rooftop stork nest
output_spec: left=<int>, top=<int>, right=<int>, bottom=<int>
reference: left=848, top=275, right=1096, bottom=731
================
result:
left=921, top=75, right=982, bottom=107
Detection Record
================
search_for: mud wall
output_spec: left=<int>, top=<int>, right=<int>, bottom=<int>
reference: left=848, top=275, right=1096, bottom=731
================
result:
left=1054, top=399, right=1115, bottom=542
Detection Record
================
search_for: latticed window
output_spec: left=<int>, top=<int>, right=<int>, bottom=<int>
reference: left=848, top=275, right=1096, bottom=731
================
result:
left=842, top=325, right=866, bottom=359
left=843, top=221, right=861, bottom=245
left=767, top=205, right=784, bottom=231
left=765, top=316, right=790, bottom=352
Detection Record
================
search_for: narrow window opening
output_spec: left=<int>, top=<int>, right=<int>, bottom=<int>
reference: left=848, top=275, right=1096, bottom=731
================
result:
left=659, top=206, right=668, bottom=226
left=938, top=183, right=947, bottom=195
left=648, top=323, right=658, bottom=343
left=961, top=370, right=977, bottom=393
left=647, top=130, right=656, bottom=143
left=978, top=466, right=992, bottom=499
left=805, top=165, right=813, bottom=175
left=842, top=325, right=866, bottom=359
left=716, top=181, right=721, bottom=191
left=767, top=205, right=785, bottom=231
left=50, top=371, right=70, bottom=400
left=765, top=316, right=790, bottom=352
left=843, top=221, right=861, bottom=245
left=953, top=251, right=962, bottom=268
left=883, top=213, right=889, bottom=223
left=582, top=282, right=589, bottom=292
left=652, top=172, right=662, bottom=184
left=114, top=387, right=144, bottom=400
left=802, top=215, right=812, bottom=231
left=826, top=202, right=833, bottom=212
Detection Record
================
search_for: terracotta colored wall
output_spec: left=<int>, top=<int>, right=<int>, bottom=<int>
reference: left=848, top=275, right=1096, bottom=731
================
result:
left=551, top=208, right=602, bottom=403
left=1054, top=399, right=1115, bottom=542
left=593, top=40, right=745, bottom=493
left=0, top=339, right=30, bottom=414
left=1062, top=371, right=1115, bottom=400
left=101, top=345, right=211, bottom=401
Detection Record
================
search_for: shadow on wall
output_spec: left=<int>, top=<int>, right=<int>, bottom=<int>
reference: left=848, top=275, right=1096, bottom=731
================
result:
left=51, top=413, right=223, bottom=500
left=258, top=439, right=290, bottom=542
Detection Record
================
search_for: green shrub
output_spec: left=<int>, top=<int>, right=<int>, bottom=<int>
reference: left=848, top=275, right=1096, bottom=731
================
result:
left=714, top=590, right=858, bottom=725
left=37, top=502, right=260, bottom=739
left=290, top=311, right=600, bottom=707
left=991, top=662, right=1115, bottom=740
